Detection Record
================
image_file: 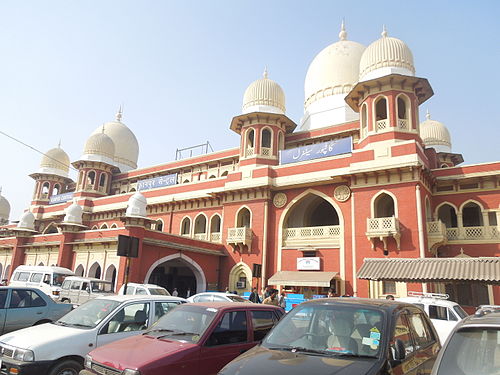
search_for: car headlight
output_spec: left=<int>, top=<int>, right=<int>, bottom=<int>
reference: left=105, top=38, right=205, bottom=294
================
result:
left=85, top=354, right=92, bottom=369
left=13, top=348, right=34, bottom=362
left=123, top=370, right=141, bottom=375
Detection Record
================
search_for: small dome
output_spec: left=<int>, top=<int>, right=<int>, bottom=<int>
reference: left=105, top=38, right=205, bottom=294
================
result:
left=359, top=27, right=415, bottom=81
left=81, top=131, right=116, bottom=165
left=17, top=210, right=35, bottom=231
left=91, top=109, right=139, bottom=172
left=0, top=190, right=10, bottom=224
left=64, top=201, right=83, bottom=225
left=39, top=146, right=70, bottom=178
left=242, top=69, right=286, bottom=114
left=304, top=22, right=365, bottom=109
left=126, top=192, right=147, bottom=218
left=419, top=111, right=452, bottom=152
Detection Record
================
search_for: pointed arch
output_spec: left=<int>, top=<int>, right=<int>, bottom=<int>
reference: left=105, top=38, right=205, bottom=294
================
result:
left=155, top=219, right=164, bottom=232
left=53, top=184, right=61, bottom=196
left=74, top=264, right=84, bottom=276
left=110, top=223, right=118, bottom=229
left=91, top=225, right=98, bottom=230
left=235, top=206, right=252, bottom=228
left=460, top=200, right=484, bottom=227
left=180, top=216, right=191, bottom=236
left=436, top=202, right=458, bottom=228
left=104, top=264, right=117, bottom=290
left=43, top=222, right=59, bottom=234
left=88, top=262, right=101, bottom=279
left=194, top=213, right=207, bottom=234
left=373, top=95, right=389, bottom=131
left=100, top=223, right=109, bottom=229
left=370, top=190, right=398, bottom=218
left=221, top=170, right=229, bottom=177
left=87, top=170, right=96, bottom=188
left=228, top=262, right=252, bottom=294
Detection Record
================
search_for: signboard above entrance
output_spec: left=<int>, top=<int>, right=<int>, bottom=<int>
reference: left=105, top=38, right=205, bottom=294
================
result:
left=137, top=173, right=178, bottom=191
left=279, top=137, right=352, bottom=165
left=49, top=192, right=74, bottom=205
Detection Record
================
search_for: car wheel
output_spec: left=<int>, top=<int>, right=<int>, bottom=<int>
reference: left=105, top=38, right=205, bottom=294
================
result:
left=48, top=359, right=82, bottom=375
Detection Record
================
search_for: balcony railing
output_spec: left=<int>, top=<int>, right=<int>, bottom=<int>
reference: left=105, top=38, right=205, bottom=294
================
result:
left=366, top=216, right=401, bottom=250
left=210, top=232, right=221, bottom=243
left=283, top=225, right=340, bottom=247
left=193, top=233, right=207, bottom=241
left=261, top=147, right=272, bottom=156
left=397, top=118, right=409, bottom=130
left=446, top=226, right=499, bottom=241
left=426, top=220, right=447, bottom=252
left=227, top=227, right=253, bottom=252
left=245, top=147, right=255, bottom=157
left=376, top=119, right=388, bottom=131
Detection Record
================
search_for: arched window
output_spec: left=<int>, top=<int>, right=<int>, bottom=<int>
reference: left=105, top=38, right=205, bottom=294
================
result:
left=374, top=193, right=395, bottom=218
left=105, top=265, right=117, bottom=290
left=397, top=95, right=410, bottom=130
left=43, top=223, right=59, bottom=234
left=437, top=204, right=458, bottom=228
left=87, top=171, right=96, bottom=188
left=262, top=128, right=272, bottom=148
left=41, top=182, right=50, bottom=197
left=183, top=179, right=190, bottom=183
left=247, top=129, right=255, bottom=148
left=221, top=171, right=229, bottom=177
left=211, top=215, right=221, bottom=233
left=209, top=174, right=217, bottom=179
left=100, top=223, right=108, bottom=229
left=374, top=97, right=388, bottom=131
left=110, top=223, right=118, bottom=229
left=462, top=202, right=483, bottom=227
left=194, top=215, right=207, bottom=233
left=53, top=184, right=60, bottom=196
left=361, top=103, right=368, bottom=137
left=285, top=194, right=339, bottom=228
left=99, top=173, right=107, bottom=188
left=91, top=225, right=98, bottom=230
left=156, top=219, right=164, bottom=232
left=181, top=217, right=191, bottom=236
left=236, top=207, right=251, bottom=228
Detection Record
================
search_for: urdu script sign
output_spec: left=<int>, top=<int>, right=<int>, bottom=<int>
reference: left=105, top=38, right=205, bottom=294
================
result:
left=279, top=137, right=352, bottom=165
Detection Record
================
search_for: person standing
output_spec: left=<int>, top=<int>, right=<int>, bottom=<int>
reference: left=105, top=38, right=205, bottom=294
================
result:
left=172, top=288, right=178, bottom=297
left=263, top=289, right=279, bottom=306
left=249, top=287, right=261, bottom=303
left=186, top=288, right=191, bottom=298
left=278, top=292, right=286, bottom=309
left=264, top=285, right=272, bottom=299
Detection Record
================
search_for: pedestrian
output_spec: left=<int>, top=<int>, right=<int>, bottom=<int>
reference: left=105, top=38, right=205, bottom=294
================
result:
left=186, top=288, right=191, bottom=298
left=263, top=289, right=279, bottom=306
left=249, top=287, right=261, bottom=303
left=327, top=288, right=335, bottom=298
left=225, top=287, right=230, bottom=294
left=172, top=288, right=178, bottom=297
left=385, top=294, right=395, bottom=300
left=278, top=292, right=286, bottom=309
left=264, top=285, right=272, bottom=299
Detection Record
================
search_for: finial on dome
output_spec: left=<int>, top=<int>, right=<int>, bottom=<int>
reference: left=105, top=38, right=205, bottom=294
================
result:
left=0, top=187, right=2, bottom=195
left=381, top=25, right=388, bottom=38
left=263, top=67, right=268, bottom=79
left=116, top=105, right=123, bottom=122
left=58, top=139, right=61, bottom=148
left=426, top=109, right=431, bottom=120
left=339, top=19, right=347, bottom=41
left=102, top=123, right=106, bottom=134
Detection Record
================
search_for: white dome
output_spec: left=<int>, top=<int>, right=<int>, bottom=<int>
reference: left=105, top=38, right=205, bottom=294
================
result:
left=304, top=23, right=365, bottom=109
left=242, top=69, right=286, bottom=114
left=419, top=111, right=452, bottom=152
left=81, top=131, right=116, bottom=165
left=17, top=210, right=35, bottom=231
left=64, top=202, right=83, bottom=225
left=0, top=191, right=10, bottom=224
left=91, top=110, right=139, bottom=172
left=39, top=146, right=70, bottom=178
left=126, top=192, right=147, bottom=218
left=359, top=27, right=415, bottom=81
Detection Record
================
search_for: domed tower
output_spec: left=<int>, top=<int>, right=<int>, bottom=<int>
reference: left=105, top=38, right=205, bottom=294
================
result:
left=29, top=144, right=73, bottom=205
left=0, top=188, right=10, bottom=225
left=90, top=108, right=139, bottom=172
left=73, top=127, right=118, bottom=197
left=301, top=22, right=366, bottom=130
left=345, top=27, right=433, bottom=145
left=231, top=69, right=296, bottom=167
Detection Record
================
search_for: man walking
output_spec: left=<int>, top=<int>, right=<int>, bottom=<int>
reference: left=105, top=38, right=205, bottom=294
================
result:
left=263, top=289, right=279, bottom=306
left=249, top=287, right=261, bottom=303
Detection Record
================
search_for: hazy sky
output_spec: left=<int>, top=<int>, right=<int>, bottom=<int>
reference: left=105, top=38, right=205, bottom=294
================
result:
left=1, top=1, right=499, bottom=221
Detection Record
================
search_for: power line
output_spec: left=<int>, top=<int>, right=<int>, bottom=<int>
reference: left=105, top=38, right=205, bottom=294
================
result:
left=0, top=129, right=78, bottom=172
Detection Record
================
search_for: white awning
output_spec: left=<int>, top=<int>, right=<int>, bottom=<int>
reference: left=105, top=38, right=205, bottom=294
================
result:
left=268, top=271, right=338, bottom=287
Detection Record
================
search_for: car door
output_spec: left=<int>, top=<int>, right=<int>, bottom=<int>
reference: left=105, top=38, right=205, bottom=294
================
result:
left=5, top=289, right=49, bottom=332
left=250, top=309, right=278, bottom=343
left=69, top=280, right=82, bottom=304
left=199, top=309, right=253, bottom=375
left=0, top=290, right=8, bottom=334
left=406, top=311, right=440, bottom=375
left=96, top=301, right=152, bottom=348
left=389, top=312, right=419, bottom=375
left=428, top=305, right=456, bottom=344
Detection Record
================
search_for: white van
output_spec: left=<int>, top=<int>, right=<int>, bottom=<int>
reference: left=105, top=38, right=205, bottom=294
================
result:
left=9, top=265, right=75, bottom=300
left=60, top=276, right=115, bottom=305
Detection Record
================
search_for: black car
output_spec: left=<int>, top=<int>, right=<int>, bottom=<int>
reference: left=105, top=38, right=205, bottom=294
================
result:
left=218, top=298, right=441, bottom=375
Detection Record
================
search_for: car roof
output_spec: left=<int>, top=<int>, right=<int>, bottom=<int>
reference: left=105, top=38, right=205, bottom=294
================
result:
left=184, top=302, right=281, bottom=310
left=397, top=296, right=458, bottom=307
left=0, top=286, right=50, bottom=293
left=93, top=294, right=186, bottom=303
left=192, top=292, right=233, bottom=296
left=64, top=276, right=112, bottom=283
left=14, top=265, right=74, bottom=274
left=120, top=283, right=166, bottom=289
left=299, top=297, right=418, bottom=313
left=457, top=311, right=500, bottom=327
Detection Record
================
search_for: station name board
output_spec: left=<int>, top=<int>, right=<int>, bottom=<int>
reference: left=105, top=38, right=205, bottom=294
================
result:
left=49, top=192, right=74, bottom=205
left=280, top=137, right=352, bottom=165
left=137, top=173, right=178, bottom=191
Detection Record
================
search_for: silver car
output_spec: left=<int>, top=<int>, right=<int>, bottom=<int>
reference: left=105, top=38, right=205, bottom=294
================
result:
left=0, top=286, right=73, bottom=334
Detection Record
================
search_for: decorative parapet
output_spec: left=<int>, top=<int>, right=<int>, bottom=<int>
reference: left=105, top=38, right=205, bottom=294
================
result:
left=366, top=216, right=401, bottom=253
left=227, top=227, right=253, bottom=253
left=283, top=225, right=340, bottom=247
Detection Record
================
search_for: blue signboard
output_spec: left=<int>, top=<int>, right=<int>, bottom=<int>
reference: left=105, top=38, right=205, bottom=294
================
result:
left=137, top=173, right=178, bottom=191
left=280, top=137, right=352, bottom=165
left=49, top=192, right=74, bottom=205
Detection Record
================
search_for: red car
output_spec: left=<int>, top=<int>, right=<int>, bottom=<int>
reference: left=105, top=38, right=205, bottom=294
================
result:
left=80, top=302, right=284, bottom=375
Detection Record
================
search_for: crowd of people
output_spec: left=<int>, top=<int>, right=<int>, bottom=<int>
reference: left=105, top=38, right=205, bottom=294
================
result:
left=249, top=286, right=286, bottom=308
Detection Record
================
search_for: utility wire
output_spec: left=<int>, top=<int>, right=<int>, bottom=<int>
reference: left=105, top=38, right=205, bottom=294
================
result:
left=0, top=129, right=78, bottom=172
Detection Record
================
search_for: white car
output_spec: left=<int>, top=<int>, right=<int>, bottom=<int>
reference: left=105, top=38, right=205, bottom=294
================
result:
left=186, top=291, right=251, bottom=303
left=397, top=291, right=468, bottom=344
left=117, top=282, right=170, bottom=296
left=0, top=294, right=186, bottom=375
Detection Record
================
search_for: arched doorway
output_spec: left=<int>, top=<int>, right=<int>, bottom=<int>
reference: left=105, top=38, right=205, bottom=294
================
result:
left=88, top=262, right=102, bottom=279
left=75, top=264, right=84, bottom=276
left=105, top=265, right=117, bottom=290
left=145, top=254, right=206, bottom=298
left=228, top=262, right=252, bottom=295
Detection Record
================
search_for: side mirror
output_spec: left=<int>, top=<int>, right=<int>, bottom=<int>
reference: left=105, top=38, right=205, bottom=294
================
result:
left=393, top=339, right=406, bottom=362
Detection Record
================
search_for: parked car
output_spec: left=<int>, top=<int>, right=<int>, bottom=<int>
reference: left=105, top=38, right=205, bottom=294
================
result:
left=431, top=307, right=500, bottom=375
left=9, top=265, right=75, bottom=300
left=60, top=276, right=114, bottom=305
left=117, top=282, right=170, bottom=296
left=0, top=286, right=73, bottom=335
left=0, top=294, right=186, bottom=375
left=218, top=298, right=441, bottom=375
left=397, top=291, right=468, bottom=344
left=81, top=302, right=284, bottom=375
left=187, top=291, right=252, bottom=303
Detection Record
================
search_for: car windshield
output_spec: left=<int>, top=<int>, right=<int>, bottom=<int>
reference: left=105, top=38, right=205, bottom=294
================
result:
left=148, top=288, right=170, bottom=296
left=90, top=281, right=114, bottom=293
left=263, top=304, right=383, bottom=358
left=56, top=299, right=120, bottom=328
left=146, top=305, right=217, bottom=343
left=453, top=305, right=468, bottom=319
left=436, top=327, right=500, bottom=375
left=52, top=273, right=70, bottom=287
left=226, top=295, right=251, bottom=303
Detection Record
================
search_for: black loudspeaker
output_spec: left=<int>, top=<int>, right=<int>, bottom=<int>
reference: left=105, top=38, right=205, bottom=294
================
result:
left=117, top=235, right=139, bottom=258
left=252, top=263, right=262, bottom=278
